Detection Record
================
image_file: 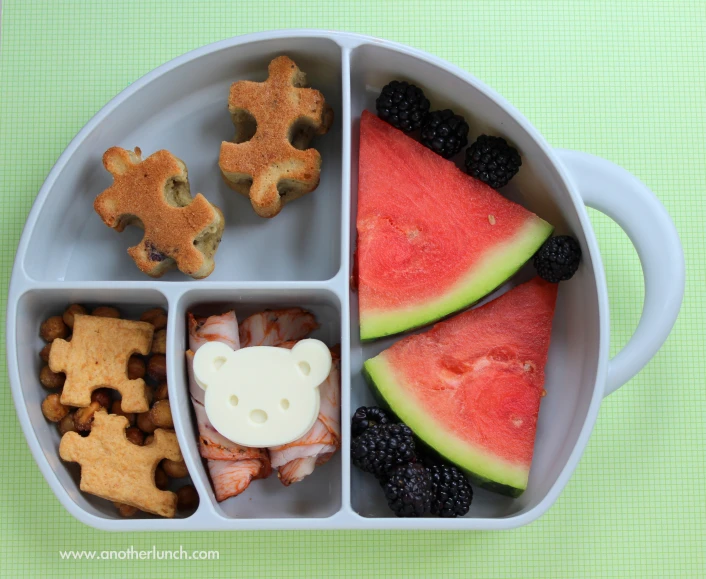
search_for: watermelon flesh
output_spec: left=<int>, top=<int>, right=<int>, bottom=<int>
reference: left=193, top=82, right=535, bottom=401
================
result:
left=363, top=277, right=558, bottom=497
left=357, top=110, right=553, bottom=340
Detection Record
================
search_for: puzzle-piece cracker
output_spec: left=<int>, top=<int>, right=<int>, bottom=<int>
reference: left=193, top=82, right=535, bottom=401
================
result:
left=49, top=314, right=153, bottom=413
left=60, top=411, right=183, bottom=518
left=94, top=147, right=225, bottom=279
left=219, top=55, right=333, bottom=218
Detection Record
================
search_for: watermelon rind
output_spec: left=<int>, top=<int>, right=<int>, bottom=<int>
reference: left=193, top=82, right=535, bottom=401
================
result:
left=360, top=217, right=553, bottom=341
left=363, top=356, right=529, bottom=497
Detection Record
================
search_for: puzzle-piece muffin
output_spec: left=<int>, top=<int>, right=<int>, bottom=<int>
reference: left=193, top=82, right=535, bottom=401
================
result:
left=60, top=411, right=183, bottom=517
left=94, top=147, right=225, bottom=278
left=219, top=55, right=333, bottom=218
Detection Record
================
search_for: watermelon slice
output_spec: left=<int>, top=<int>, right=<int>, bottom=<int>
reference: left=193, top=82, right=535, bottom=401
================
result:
left=356, top=110, right=553, bottom=340
left=363, top=277, right=558, bottom=497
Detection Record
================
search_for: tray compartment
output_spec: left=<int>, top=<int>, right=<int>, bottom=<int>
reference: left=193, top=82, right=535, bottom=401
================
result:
left=171, top=286, right=344, bottom=519
left=22, top=37, right=344, bottom=283
left=347, top=43, right=601, bottom=521
left=13, top=286, right=202, bottom=521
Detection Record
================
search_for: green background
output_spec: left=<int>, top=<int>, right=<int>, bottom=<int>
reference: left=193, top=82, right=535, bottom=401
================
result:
left=1, top=0, right=704, bottom=576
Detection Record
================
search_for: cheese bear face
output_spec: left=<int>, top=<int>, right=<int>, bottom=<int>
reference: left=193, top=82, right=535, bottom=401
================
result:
left=192, top=339, right=332, bottom=448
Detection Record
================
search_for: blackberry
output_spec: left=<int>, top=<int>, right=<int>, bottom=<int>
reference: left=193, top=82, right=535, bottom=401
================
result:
left=351, top=406, right=391, bottom=437
left=533, top=235, right=582, bottom=283
left=427, top=464, right=473, bottom=517
left=375, top=81, right=430, bottom=132
left=465, top=135, right=522, bottom=188
left=420, top=109, right=469, bottom=158
left=351, top=423, right=416, bottom=478
left=381, top=463, right=432, bottom=517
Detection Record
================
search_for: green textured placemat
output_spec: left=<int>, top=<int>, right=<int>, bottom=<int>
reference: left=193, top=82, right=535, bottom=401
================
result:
left=1, top=0, right=704, bottom=577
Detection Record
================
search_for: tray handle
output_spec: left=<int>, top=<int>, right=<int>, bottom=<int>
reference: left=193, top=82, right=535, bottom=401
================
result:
left=555, top=149, right=684, bottom=396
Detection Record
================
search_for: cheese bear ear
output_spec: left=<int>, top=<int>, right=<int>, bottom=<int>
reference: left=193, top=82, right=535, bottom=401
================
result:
left=192, top=342, right=234, bottom=391
left=290, top=339, right=332, bottom=389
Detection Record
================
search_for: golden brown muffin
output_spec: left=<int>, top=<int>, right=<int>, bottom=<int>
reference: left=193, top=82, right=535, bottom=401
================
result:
left=95, top=147, right=224, bottom=279
left=219, top=56, right=333, bottom=218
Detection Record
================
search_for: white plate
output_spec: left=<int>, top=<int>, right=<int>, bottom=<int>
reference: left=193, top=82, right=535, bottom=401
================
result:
left=6, top=30, right=684, bottom=530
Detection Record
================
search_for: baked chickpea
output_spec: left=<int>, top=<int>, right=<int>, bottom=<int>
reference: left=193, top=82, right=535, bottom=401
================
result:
left=176, top=485, right=199, bottom=510
left=127, top=356, right=146, bottom=380
left=74, top=402, right=104, bottom=432
left=39, top=343, right=52, bottom=363
left=125, top=426, right=144, bottom=446
left=92, top=306, right=120, bottom=319
left=114, top=502, right=138, bottom=517
left=147, top=354, right=167, bottom=382
left=151, top=329, right=166, bottom=355
left=149, top=399, right=173, bottom=429
left=40, top=365, right=65, bottom=389
left=62, top=304, right=87, bottom=328
left=144, top=385, right=154, bottom=406
left=154, top=466, right=168, bottom=490
left=40, top=316, right=68, bottom=342
left=140, top=307, right=167, bottom=330
left=144, top=434, right=155, bottom=446
left=58, top=411, right=77, bottom=435
left=42, top=393, right=69, bottom=422
left=136, top=411, right=157, bottom=434
left=162, top=458, right=188, bottom=479
left=91, top=388, right=112, bottom=408
left=110, top=400, right=135, bottom=425
left=154, top=382, right=169, bottom=401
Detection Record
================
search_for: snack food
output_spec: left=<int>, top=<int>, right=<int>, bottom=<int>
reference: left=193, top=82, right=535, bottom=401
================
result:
left=375, top=80, right=430, bottom=132
left=238, top=308, right=318, bottom=347
left=192, top=340, right=331, bottom=448
left=60, top=411, right=182, bottom=518
left=351, top=422, right=415, bottom=479
left=62, top=304, right=88, bottom=328
left=420, top=109, right=469, bottom=159
left=427, top=462, right=473, bottom=517
left=41, top=393, right=70, bottom=422
left=74, top=401, right=105, bottom=432
left=268, top=346, right=341, bottom=486
left=149, top=399, right=173, bottom=429
left=40, top=316, right=68, bottom=342
left=350, top=406, right=473, bottom=518
left=356, top=110, right=553, bottom=340
left=151, top=329, right=166, bottom=354
left=39, top=365, right=65, bottom=389
left=49, top=314, right=153, bottom=413
left=363, top=277, right=558, bottom=497
left=94, top=147, right=224, bottom=278
left=186, top=311, right=271, bottom=501
left=464, top=134, right=522, bottom=189
left=140, top=307, right=168, bottom=329
left=186, top=308, right=341, bottom=500
left=58, top=412, right=77, bottom=435
left=92, top=306, right=120, bottom=319
left=219, top=56, right=333, bottom=218
left=381, top=463, right=432, bottom=518
left=176, top=485, right=199, bottom=510
left=39, top=305, right=195, bottom=518
left=238, top=311, right=341, bottom=486
left=533, top=235, right=582, bottom=282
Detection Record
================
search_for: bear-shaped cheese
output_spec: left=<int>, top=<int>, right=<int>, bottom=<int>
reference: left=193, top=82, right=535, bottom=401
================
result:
left=192, top=339, right=332, bottom=448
